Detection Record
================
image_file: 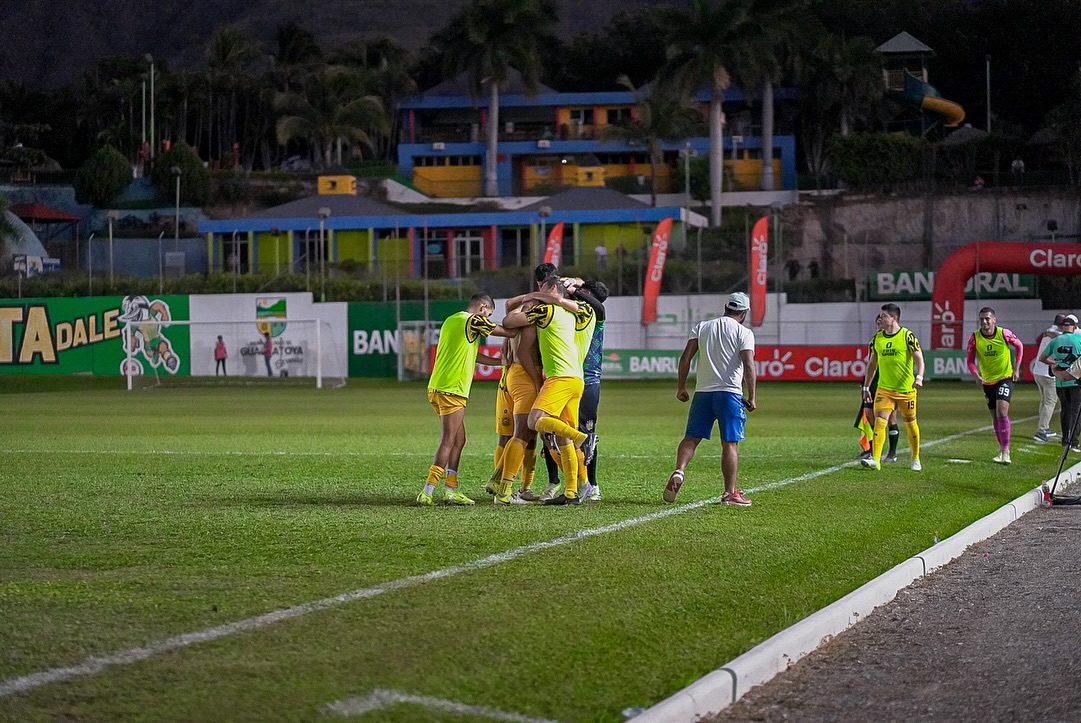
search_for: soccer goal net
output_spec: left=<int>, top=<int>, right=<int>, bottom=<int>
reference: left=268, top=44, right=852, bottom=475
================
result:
left=121, top=317, right=347, bottom=390
left=397, top=319, right=439, bottom=382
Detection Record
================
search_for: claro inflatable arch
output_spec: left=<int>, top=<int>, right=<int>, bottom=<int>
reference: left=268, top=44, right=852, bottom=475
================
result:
left=931, top=241, right=1081, bottom=349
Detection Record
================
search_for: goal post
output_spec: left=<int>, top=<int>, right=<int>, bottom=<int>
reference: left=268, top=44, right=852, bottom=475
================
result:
left=122, top=318, right=347, bottom=390
left=396, top=319, right=439, bottom=382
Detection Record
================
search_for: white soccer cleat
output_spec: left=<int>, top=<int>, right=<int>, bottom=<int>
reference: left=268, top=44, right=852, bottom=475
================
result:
left=910, top=458, right=922, bottom=472
left=538, top=482, right=562, bottom=501
left=993, top=451, right=1012, bottom=465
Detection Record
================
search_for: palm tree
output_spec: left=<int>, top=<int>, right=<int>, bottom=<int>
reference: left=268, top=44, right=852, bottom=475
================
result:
left=435, top=0, right=557, bottom=196
left=329, top=37, right=417, bottom=162
left=797, top=34, right=883, bottom=184
left=664, top=0, right=808, bottom=221
left=600, top=76, right=704, bottom=207
left=205, top=25, right=263, bottom=164
left=274, top=67, right=388, bottom=167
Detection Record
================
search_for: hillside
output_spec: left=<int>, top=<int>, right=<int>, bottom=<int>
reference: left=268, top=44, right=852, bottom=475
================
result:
left=1, top=0, right=681, bottom=88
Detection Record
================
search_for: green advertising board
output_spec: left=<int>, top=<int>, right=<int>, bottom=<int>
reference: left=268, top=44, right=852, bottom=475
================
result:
left=924, top=349, right=976, bottom=380
left=868, top=271, right=1037, bottom=301
left=600, top=349, right=697, bottom=379
left=347, top=300, right=464, bottom=378
left=0, top=295, right=190, bottom=376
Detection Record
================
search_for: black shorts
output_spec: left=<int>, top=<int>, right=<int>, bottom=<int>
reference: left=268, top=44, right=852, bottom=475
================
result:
left=983, top=379, right=1014, bottom=409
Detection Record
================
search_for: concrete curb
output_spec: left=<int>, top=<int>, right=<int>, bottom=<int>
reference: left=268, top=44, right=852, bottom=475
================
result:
left=634, top=465, right=1081, bottom=722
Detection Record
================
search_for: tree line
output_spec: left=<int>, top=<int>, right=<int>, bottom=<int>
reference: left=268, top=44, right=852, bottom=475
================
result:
left=3, top=0, right=1081, bottom=217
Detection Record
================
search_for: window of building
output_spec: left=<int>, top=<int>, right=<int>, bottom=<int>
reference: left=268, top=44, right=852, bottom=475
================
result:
left=606, top=108, right=631, bottom=124
left=569, top=108, right=594, bottom=125
left=501, top=227, right=530, bottom=268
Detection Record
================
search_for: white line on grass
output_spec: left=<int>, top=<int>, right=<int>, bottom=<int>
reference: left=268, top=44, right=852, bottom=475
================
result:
left=0, top=419, right=1020, bottom=699
left=325, top=689, right=562, bottom=722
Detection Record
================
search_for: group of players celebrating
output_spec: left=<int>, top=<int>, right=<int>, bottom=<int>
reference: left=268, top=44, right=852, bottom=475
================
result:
left=419, top=274, right=1081, bottom=507
left=418, top=264, right=608, bottom=506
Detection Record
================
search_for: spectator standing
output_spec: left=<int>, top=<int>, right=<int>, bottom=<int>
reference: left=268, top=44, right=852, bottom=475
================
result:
left=214, top=335, right=228, bottom=376
left=594, top=243, right=608, bottom=270
left=784, top=258, right=801, bottom=281
left=1011, top=157, right=1025, bottom=186
left=263, top=331, right=274, bottom=377
left=663, top=291, right=757, bottom=506
left=1031, top=315, right=1064, bottom=443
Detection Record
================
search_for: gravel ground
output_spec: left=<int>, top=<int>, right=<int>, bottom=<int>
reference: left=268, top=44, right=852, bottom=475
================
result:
left=705, top=502, right=1081, bottom=723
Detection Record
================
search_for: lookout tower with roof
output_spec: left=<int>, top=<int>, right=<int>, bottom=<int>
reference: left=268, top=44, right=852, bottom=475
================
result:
left=876, top=31, right=964, bottom=137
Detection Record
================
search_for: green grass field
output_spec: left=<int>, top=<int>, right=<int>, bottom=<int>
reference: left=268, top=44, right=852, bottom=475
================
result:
left=0, top=378, right=1062, bottom=722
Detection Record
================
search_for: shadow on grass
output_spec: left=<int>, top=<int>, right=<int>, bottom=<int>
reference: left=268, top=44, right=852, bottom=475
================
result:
left=213, top=491, right=412, bottom=508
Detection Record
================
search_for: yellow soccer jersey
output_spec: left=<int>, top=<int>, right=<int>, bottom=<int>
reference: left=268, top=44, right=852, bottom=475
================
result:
left=427, top=311, right=496, bottom=398
left=572, top=301, right=596, bottom=368
left=525, top=304, right=582, bottom=379
left=870, top=327, right=921, bottom=393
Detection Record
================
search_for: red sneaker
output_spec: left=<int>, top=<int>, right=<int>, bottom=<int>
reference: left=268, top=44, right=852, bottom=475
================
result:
left=722, top=489, right=752, bottom=506
left=663, top=470, right=685, bottom=503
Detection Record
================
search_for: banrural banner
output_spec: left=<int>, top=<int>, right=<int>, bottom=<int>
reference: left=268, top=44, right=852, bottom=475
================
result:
left=0, top=295, right=190, bottom=375
left=348, top=299, right=463, bottom=378
left=869, top=271, right=1037, bottom=300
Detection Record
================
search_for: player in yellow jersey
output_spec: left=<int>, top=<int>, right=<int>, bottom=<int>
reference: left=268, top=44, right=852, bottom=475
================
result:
left=966, top=307, right=1024, bottom=464
left=500, top=276, right=593, bottom=505
left=860, top=303, right=925, bottom=472
left=417, top=293, right=514, bottom=506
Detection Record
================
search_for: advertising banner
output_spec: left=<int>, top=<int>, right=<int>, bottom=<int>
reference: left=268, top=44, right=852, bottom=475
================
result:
left=542, top=222, right=564, bottom=267
left=599, top=345, right=868, bottom=381
left=641, top=217, right=673, bottom=325
left=347, top=300, right=463, bottom=378
left=749, top=216, right=768, bottom=327
left=869, top=271, right=1037, bottom=301
left=0, top=295, right=190, bottom=376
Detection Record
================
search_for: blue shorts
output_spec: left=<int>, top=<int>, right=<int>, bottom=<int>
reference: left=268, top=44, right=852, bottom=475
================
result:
left=685, top=391, right=746, bottom=442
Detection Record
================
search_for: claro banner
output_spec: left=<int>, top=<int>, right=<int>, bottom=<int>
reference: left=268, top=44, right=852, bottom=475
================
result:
left=406, top=345, right=994, bottom=382
left=599, top=346, right=870, bottom=381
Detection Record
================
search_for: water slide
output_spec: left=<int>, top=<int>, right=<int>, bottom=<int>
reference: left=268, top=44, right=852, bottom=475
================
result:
left=892, top=71, right=965, bottom=127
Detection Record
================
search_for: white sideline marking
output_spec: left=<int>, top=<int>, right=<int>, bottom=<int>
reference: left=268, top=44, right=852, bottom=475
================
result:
left=325, top=689, right=561, bottom=722
left=0, top=419, right=1021, bottom=699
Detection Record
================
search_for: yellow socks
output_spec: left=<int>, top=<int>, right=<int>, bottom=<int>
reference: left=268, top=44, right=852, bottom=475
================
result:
left=445, top=469, right=458, bottom=490
left=501, top=438, right=527, bottom=484
left=534, top=416, right=588, bottom=445
left=558, top=443, right=578, bottom=498
left=426, top=464, right=445, bottom=486
left=522, top=446, right=537, bottom=490
left=871, top=417, right=888, bottom=462
left=905, top=419, right=921, bottom=460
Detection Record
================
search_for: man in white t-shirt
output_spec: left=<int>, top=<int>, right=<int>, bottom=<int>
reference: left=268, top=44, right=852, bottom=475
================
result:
left=663, top=291, right=757, bottom=506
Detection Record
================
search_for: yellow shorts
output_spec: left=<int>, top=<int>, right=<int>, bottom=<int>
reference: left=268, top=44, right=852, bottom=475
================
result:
left=873, top=389, right=917, bottom=419
left=497, top=365, right=540, bottom=435
left=495, top=377, right=513, bottom=436
left=428, top=389, right=467, bottom=416
left=507, top=365, right=539, bottom=412
left=534, top=376, right=584, bottom=429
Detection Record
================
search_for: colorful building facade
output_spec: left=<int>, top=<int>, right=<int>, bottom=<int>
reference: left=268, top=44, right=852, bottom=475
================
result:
left=198, top=186, right=704, bottom=280
left=398, top=72, right=797, bottom=198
